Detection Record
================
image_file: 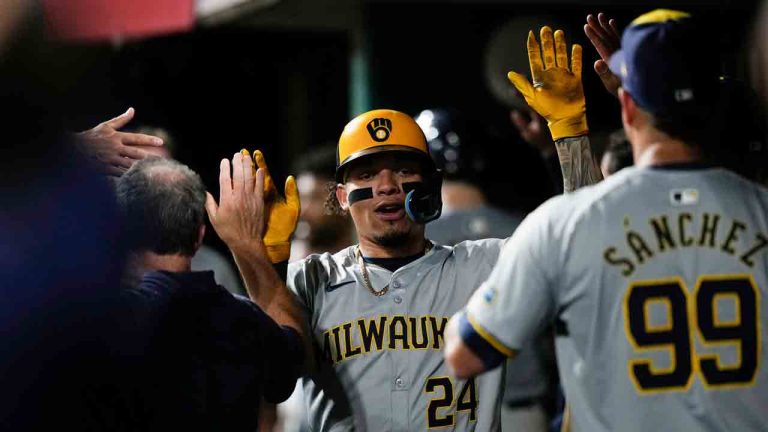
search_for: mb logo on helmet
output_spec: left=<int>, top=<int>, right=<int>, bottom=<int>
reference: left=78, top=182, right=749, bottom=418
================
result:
left=366, top=118, right=392, bottom=142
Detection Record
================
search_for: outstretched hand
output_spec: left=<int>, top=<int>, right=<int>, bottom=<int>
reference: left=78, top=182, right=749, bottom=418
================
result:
left=583, top=13, right=622, bottom=97
left=205, top=152, right=267, bottom=253
left=75, top=107, right=164, bottom=176
left=507, top=27, right=587, bottom=141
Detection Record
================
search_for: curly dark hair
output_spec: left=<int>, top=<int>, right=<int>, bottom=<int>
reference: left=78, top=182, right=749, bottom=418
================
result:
left=324, top=181, right=347, bottom=216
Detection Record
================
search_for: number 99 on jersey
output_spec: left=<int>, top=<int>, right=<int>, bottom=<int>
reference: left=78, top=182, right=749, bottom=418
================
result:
left=623, top=274, right=760, bottom=393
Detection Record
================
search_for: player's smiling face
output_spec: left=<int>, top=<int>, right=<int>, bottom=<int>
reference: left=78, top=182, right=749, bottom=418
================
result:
left=337, top=153, right=424, bottom=247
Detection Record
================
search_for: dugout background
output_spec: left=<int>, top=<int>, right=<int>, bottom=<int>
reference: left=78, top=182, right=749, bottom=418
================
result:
left=56, top=0, right=762, bottom=254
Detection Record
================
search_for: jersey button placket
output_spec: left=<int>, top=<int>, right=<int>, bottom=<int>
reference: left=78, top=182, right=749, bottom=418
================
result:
left=389, top=275, right=409, bottom=430
left=391, top=279, right=406, bottom=305
left=391, top=375, right=409, bottom=431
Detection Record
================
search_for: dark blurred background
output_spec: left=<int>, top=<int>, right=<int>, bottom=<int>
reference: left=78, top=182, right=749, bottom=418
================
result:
left=50, top=0, right=762, bottom=251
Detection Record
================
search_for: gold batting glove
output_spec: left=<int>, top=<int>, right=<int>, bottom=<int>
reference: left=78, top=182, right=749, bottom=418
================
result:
left=507, top=27, right=588, bottom=140
left=241, top=149, right=300, bottom=263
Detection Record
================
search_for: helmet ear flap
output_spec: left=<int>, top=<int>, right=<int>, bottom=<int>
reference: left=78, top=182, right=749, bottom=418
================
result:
left=403, top=170, right=443, bottom=224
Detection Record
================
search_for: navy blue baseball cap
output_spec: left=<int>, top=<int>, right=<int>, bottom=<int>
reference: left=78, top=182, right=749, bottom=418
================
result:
left=609, top=9, right=720, bottom=117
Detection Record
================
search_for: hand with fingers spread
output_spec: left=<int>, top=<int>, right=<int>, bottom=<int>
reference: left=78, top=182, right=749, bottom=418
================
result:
left=205, top=152, right=268, bottom=253
left=584, top=13, right=622, bottom=97
left=74, top=107, right=164, bottom=176
left=242, top=149, right=300, bottom=264
left=507, top=27, right=588, bottom=141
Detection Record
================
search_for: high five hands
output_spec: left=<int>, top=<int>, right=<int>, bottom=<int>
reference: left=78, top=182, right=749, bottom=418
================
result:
left=205, top=150, right=300, bottom=264
left=507, top=27, right=588, bottom=141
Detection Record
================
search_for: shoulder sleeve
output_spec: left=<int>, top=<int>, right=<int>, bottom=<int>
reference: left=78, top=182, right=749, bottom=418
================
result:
left=287, top=258, right=315, bottom=313
left=451, top=237, right=509, bottom=266
left=464, top=201, right=561, bottom=352
left=287, top=252, right=341, bottom=315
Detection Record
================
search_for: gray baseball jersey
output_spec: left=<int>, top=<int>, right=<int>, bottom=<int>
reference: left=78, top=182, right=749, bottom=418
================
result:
left=465, top=166, right=768, bottom=431
left=288, top=240, right=507, bottom=431
left=427, top=205, right=551, bottom=405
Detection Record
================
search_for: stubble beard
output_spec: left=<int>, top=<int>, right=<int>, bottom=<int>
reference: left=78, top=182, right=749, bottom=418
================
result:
left=372, top=223, right=415, bottom=248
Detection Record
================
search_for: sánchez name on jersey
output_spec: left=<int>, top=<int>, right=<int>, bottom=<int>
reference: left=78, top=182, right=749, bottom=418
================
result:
left=604, top=211, right=768, bottom=277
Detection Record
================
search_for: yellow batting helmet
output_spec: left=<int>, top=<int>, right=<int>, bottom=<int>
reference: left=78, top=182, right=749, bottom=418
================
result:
left=335, top=109, right=434, bottom=183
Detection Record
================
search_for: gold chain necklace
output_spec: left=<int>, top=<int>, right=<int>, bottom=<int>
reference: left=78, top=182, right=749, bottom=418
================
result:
left=356, top=241, right=432, bottom=297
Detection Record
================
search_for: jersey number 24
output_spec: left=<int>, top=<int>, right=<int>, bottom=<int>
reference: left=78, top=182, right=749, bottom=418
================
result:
left=425, top=376, right=477, bottom=428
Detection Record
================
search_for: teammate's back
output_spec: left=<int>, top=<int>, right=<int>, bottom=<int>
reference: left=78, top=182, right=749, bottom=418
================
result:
left=549, top=165, right=768, bottom=430
left=444, top=8, right=768, bottom=432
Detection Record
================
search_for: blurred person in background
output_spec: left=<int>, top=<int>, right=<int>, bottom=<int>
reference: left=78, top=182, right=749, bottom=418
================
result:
left=290, top=143, right=355, bottom=261
left=0, top=3, right=139, bottom=428
left=130, top=124, right=246, bottom=295
left=600, top=129, right=634, bottom=177
left=116, top=155, right=306, bottom=431
left=418, top=108, right=525, bottom=243
left=510, top=107, right=564, bottom=195
left=418, top=108, right=553, bottom=432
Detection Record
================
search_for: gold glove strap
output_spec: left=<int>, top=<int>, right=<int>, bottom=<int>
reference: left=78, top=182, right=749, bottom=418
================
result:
left=548, top=115, right=588, bottom=141
left=265, top=242, right=291, bottom=264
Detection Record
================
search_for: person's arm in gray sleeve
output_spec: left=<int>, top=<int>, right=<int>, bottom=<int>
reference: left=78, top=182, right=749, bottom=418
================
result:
left=446, top=203, right=558, bottom=378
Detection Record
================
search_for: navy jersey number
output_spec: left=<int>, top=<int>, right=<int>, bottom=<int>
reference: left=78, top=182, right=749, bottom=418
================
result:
left=425, top=376, right=478, bottom=428
left=624, top=275, right=760, bottom=393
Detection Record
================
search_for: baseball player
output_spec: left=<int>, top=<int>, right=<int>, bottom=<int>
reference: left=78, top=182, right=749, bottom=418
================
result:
left=445, top=10, right=768, bottom=432
left=245, top=26, right=600, bottom=430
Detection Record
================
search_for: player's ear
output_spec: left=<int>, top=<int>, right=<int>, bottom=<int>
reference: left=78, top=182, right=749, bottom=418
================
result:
left=336, top=183, right=350, bottom=211
left=618, top=87, right=636, bottom=130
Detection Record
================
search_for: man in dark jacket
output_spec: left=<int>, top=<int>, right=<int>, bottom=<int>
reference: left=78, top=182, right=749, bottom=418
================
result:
left=116, top=156, right=306, bottom=431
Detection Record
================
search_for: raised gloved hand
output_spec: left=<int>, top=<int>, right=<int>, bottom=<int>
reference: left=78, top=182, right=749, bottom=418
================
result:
left=241, top=149, right=300, bottom=263
left=507, top=27, right=588, bottom=141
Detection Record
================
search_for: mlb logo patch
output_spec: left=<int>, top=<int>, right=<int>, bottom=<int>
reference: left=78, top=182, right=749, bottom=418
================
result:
left=670, top=188, right=699, bottom=206
left=483, top=287, right=496, bottom=304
